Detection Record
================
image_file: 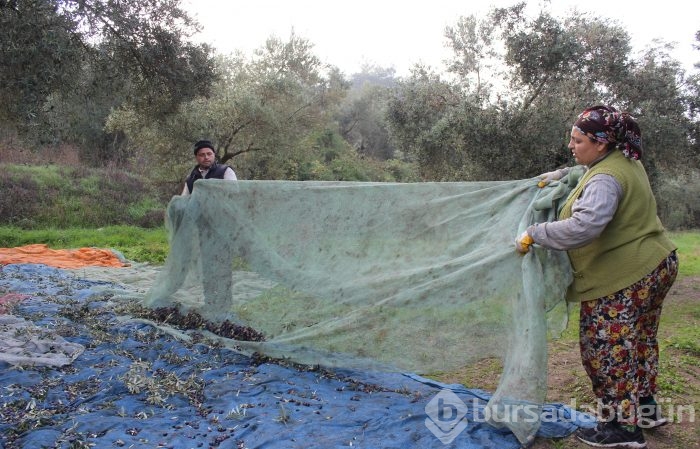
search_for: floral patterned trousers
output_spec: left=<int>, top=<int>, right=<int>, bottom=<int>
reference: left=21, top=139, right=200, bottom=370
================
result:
left=579, top=251, right=679, bottom=423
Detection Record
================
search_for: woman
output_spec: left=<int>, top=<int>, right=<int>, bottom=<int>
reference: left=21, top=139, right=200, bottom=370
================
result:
left=515, top=105, right=678, bottom=449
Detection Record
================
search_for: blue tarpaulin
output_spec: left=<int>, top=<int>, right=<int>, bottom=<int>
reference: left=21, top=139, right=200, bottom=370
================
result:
left=0, top=263, right=594, bottom=448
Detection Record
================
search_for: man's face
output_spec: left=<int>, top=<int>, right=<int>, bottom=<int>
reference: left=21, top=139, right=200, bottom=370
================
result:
left=195, top=147, right=216, bottom=169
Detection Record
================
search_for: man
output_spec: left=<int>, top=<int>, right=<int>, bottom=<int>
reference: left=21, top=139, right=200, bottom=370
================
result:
left=181, top=140, right=237, bottom=195
left=178, top=139, right=238, bottom=317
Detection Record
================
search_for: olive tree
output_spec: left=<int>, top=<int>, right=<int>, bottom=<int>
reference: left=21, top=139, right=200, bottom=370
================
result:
left=0, top=0, right=216, bottom=161
left=386, top=5, right=674, bottom=181
left=107, top=33, right=351, bottom=185
left=336, top=65, right=399, bottom=160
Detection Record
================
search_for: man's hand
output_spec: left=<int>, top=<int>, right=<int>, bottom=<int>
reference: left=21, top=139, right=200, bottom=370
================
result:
left=515, top=231, right=534, bottom=254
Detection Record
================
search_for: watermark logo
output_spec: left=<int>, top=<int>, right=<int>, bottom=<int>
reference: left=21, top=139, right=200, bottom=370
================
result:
left=424, top=390, right=696, bottom=445
left=424, top=389, right=469, bottom=444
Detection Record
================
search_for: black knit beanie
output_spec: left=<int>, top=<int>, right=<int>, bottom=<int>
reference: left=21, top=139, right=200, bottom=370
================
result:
left=193, top=140, right=215, bottom=155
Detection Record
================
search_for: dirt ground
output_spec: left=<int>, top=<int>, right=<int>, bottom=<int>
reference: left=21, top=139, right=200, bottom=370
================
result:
left=530, top=276, right=700, bottom=449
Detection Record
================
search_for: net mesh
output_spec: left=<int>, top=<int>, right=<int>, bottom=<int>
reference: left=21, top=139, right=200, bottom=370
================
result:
left=143, top=171, right=583, bottom=444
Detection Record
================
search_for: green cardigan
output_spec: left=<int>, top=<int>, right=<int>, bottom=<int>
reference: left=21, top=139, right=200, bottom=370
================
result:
left=559, top=150, right=677, bottom=302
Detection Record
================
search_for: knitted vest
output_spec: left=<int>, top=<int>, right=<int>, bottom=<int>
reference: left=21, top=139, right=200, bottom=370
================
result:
left=559, top=150, right=676, bottom=302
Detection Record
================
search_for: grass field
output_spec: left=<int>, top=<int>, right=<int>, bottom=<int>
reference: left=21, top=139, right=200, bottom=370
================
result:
left=0, top=225, right=168, bottom=264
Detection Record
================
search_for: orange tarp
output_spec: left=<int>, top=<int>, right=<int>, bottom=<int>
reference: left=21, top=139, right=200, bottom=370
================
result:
left=0, top=244, right=128, bottom=269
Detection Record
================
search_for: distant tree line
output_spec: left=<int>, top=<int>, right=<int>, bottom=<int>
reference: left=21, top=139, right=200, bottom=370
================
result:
left=1, top=1, right=699, bottom=228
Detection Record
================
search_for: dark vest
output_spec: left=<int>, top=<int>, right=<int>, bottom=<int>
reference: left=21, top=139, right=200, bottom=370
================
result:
left=185, top=163, right=230, bottom=193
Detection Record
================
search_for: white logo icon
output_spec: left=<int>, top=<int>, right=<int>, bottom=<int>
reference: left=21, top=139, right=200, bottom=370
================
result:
left=425, top=389, right=469, bottom=444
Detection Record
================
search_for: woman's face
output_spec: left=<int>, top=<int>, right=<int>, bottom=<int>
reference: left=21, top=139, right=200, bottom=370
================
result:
left=568, top=128, right=608, bottom=166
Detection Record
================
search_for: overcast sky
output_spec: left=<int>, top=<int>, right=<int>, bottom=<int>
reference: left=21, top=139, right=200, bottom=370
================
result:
left=183, top=0, right=699, bottom=76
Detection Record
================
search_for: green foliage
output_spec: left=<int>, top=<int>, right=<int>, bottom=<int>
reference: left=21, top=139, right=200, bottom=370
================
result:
left=385, top=68, right=463, bottom=180
left=0, top=0, right=84, bottom=126
left=272, top=128, right=418, bottom=182
left=444, top=14, right=497, bottom=95
left=0, top=225, right=168, bottom=264
left=2, top=1, right=699, bottom=228
left=0, top=163, right=167, bottom=229
left=107, top=34, right=351, bottom=183
left=5, top=164, right=64, bottom=189
left=382, top=6, right=700, bottom=227
left=337, top=68, right=398, bottom=160
left=0, top=0, right=217, bottom=160
left=656, top=170, right=700, bottom=230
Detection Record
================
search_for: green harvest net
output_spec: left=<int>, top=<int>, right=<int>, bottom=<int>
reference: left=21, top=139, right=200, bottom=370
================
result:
left=144, top=170, right=584, bottom=444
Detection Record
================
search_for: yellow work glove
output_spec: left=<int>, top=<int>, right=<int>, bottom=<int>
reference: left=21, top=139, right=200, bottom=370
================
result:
left=515, top=231, right=534, bottom=254
left=537, top=170, right=563, bottom=188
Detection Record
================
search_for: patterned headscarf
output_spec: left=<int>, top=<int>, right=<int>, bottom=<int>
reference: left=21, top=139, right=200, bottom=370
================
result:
left=573, top=105, right=643, bottom=160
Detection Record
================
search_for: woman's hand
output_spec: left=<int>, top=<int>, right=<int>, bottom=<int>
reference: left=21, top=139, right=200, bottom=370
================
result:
left=537, top=170, right=563, bottom=188
left=515, top=231, right=534, bottom=254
